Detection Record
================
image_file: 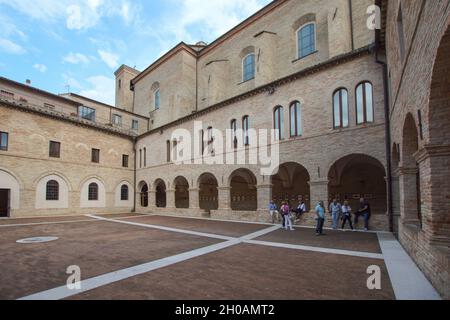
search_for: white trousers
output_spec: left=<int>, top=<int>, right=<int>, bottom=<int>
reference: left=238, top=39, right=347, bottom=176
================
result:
left=284, top=214, right=293, bottom=230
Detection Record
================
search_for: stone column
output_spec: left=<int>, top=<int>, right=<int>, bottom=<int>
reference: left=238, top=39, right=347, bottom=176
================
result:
left=309, top=179, right=329, bottom=211
left=148, top=190, right=156, bottom=208
left=398, top=167, right=420, bottom=225
left=218, top=187, right=231, bottom=210
left=166, top=189, right=176, bottom=209
left=257, top=184, right=272, bottom=211
left=189, top=188, right=199, bottom=209
left=391, top=170, right=401, bottom=232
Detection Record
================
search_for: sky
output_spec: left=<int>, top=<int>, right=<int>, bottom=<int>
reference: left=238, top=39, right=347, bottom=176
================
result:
left=0, top=0, right=271, bottom=105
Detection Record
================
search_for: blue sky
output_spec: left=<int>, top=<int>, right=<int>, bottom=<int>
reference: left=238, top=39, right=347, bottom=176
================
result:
left=0, top=0, right=271, bottom=105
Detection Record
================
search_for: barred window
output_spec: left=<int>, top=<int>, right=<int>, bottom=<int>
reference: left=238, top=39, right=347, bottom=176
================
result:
left=46, top=180, right=59, bottom=201
left=88, top=183, right=99, bottom=201
left=121, top=185, right=129, bottom=201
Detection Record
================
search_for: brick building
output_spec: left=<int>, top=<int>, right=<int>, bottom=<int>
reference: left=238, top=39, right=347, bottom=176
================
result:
left=0, top=0, right=448, bottom=298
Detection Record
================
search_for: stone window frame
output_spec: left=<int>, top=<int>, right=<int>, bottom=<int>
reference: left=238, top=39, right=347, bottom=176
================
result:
left=120, top=184, right=129, bottom=201
left=355, top=81, right=375, bottom=125
left=88, top=183, right=99, bottom=201
left=273, top=105, right=284, bottom=141
left=242, top=53, right=256, bottom=83
left=289, top=101, right=303, bottom=137
left=49, top=141, right=61, bottom=158
left=46, top=180, right=59, bottom=201
left=0, top=131, right=8, bottom=151
left=333, top=88, right=349, bottom=129
left=296, top=22, right=317, bottom=59
left=91, top=148, right=100, bottom=163
left=122, top=154, right=129, bottom=168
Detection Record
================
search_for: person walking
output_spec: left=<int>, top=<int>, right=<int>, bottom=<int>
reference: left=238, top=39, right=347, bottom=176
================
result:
left=355, top=197, right=371, bottom=231
left=281, top=202, right=294, bottom=231
left=341, top=201, right=354, bottom=231
left=329, top=198, right=342, bottom=230
left=268, top=200, right=278, bottom=224
left=315, top=201, right=326, bottom=236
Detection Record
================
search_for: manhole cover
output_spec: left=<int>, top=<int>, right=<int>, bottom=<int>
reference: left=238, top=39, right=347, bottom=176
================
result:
left=16, top=237, right=59, bottom=244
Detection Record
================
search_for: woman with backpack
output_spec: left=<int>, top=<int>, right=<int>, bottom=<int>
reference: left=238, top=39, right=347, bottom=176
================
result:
left=280, top=202, right=294, bottom=231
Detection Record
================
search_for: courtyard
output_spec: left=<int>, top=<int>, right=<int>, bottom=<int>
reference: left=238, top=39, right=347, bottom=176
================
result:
left=0, top=213, right=441, bottom=300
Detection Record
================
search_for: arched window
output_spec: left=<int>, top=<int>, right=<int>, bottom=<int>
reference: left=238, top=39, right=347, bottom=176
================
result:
left=274, top=106, right=284, bottom=141
left=242, top=116, right=250, bottom=146
left=356, top=82, right=374, bottom=124
left=88, top=183, right=99, bottom=201
left=121, top=185, right=129, bottom=201
left=297, top=23, right=316, bottom=58
left=231, top=119, right=237, bottom=149
left=333, top=88, right=349, bottom=129
left=46, top=180, right=59, bottom=201
left=154, top=89, right=161, bottom=110
left=242, top=53, right=255, bottom=82
left=290, top=101, right=302, bottom=137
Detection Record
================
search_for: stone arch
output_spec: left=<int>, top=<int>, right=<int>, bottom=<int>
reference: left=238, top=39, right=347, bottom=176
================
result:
left=328, top=154, right=387, bottom=215
left=198, top=173, right=218, bottom=212
left=114, top=180, right=133, bottom=208
left=0, top=168, right=21, bottom=216
left=154, top=179, right=167, bottom=208
left=80, top=177, right=106, bottom=208
left=229, top=168, right=257, bottom=211
left=271, top=162, right=311, bottom=210
left=35, top=174, right=70, bottom=209
left=174, top=176, right=189, bottom=209
left=138, top=180, right=149, bottom=208
left=292, top=13, right=316, bottom=32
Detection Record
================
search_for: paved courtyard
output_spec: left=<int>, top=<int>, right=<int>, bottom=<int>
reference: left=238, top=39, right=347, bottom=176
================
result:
left=0, top=214, right=441, bottom=300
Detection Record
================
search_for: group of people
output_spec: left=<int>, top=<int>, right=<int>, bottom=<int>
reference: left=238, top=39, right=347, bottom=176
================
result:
left=268, top=197, right=372, bottom=236
left=269, top=200, right=307, bottom=231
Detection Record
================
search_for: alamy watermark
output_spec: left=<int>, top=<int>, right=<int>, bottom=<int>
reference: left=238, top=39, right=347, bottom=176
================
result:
left=367, top=5, right=382, bottom=30
left=169, top=121, right=280, bottom=176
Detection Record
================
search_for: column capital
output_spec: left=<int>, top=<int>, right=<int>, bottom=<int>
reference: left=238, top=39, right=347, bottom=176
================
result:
left=188, top=188, right=199, bottom=192
left=218, top=186, right=231, bottom=191
left=309, top=179, right=329, bottom=186
left=257, top=184, right=273, bottom=189
left=397, top=166, right=418, bottom=175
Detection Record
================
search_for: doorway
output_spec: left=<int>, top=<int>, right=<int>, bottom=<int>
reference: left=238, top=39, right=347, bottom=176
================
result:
left=0, top=189, right=10, bottom=217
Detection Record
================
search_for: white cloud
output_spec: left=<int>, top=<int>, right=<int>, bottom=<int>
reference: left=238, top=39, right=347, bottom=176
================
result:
left=80, top=75, right=115, bottom=105
left=63, top=52, right=90, bottom=65
left=62, top=74, right=82, bottom=90
left=33, top=64, right=47, bottom=73
left=0, top=38, right=26, bottom=54
left=0, top=0, right=140, bottom=31
left=98, top=50, right=120, bottom=69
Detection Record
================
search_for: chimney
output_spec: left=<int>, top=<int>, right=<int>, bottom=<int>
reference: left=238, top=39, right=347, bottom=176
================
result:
left=25, top=79, right=31, bottom=85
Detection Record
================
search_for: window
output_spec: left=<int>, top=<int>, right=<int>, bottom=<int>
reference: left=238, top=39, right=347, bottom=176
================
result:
left=290, top=102, right=302, bottom=137
left=118, top=79, right=122, bottom=89
left=0, top=90, right=13, bottom=98
left=200, top=130, right=205, bottom=155
left=297, top=23, right=316, bottom=58
left=112, top=114, right=122, bottom=126
left=356, top=82, right=374, bottom=125
left=166, top=140, right=171, bottom=162
left=0, top=132, right=8, bottom=151
left=139, top=149, right=142, bottom=168
left=154, top=89, right=161, bottom=110
left=274, top=106, right=284, bottom=140
left=78, top=106, right=96, bottom=122
left=143, top=147, right=147, bottom=167
left=46, top=180, right=59, bottom=201
left=92, top=149, right=100, bottom=163
left=132, top=120, right=139, bottom=130
left=122, top=154, right=129, bottom=168
left=242, top=116, right=250, bottom=146
left=333, top=89, right=349, bottom=129
left=207, top=127, right=213, bottom=143
left=49, top=141, right=61, bottom=158
left=88, top=183, right=99, bottom=201
left=242, top=53, right=255, bottom=82
left=231, top=119, right=237, bottom=149
left=121, top=185, right=129, bottom=201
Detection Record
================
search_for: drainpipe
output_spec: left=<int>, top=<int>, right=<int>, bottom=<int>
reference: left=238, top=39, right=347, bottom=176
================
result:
left=375, top=25, right=394, bottom=233
left=132, top=138, right=137, bottom=213
left=348, top=0, right=355, bottom=51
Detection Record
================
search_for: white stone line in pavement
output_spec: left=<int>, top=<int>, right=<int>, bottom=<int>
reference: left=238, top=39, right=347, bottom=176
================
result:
left=87, top=214, right=235, bottom=241
left=18, top=225, right=278, bottom=301
left=244, top=239, right=384, bottom=260
left=377, top=233, right=441, bottom=300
